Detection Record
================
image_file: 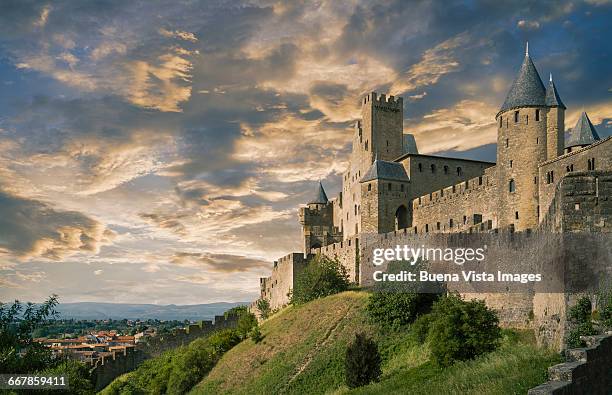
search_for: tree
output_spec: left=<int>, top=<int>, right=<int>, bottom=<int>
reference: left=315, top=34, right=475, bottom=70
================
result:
left=566, top=296, right=596, bottom=348
left=344, top=332, right=382, bottom=389
left=256, top=299, right=271, bottom=320
left=427, top=294, right=501, bottom=367
left=291, top=255, right=350, bottom=304
left=0, top=295, right=59, bottom=373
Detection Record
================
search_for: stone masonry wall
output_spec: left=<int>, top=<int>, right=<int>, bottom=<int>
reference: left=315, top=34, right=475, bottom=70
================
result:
left=528, top=333, right=612, bottom=395
left=412, top=169, right=498, bottom=233
left=539, top=137, right=612, bottom=217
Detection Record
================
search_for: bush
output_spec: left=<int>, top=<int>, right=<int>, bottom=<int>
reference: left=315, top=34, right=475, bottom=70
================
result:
left=410, top=313, right=434, bottom=344
left=236, top=311, right=258, bottom=339
left=366, top=292, right=438, bottom=331
left=566, top=322, right=598, bottom=348
left=596, top=287, right=612, bottom=328
left=249, top=325, right=263, bottom=343
left=568, top=296, right=591, bottom=324
left=291, top=255, right=350, bottom=304
left=427, top=294, right=501, bottom=367
left=256, top=299, right=271, bottom=320
left=344, top=332, right=382, bottom=389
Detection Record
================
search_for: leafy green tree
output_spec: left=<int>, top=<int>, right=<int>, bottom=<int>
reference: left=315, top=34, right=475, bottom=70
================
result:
left=0, top=295, right=59, bottom=373
left=256, top=298, right=271, bottom=320
left=427, top=294, right=501, bottom=367
left=291, top=255, right=350, bottom=304
left=568, top=296, right=591, bottom=324
left=344, top=332, right=382, bottom=389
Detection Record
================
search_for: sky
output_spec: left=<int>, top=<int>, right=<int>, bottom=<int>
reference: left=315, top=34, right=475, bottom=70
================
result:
left=0, top=0, right=610, bottom=305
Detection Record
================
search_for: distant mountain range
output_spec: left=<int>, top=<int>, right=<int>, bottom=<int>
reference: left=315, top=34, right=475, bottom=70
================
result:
left=54, top=302, right=249, bottom=321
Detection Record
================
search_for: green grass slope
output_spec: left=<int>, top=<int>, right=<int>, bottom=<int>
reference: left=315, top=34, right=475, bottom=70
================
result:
left=192, top=292, right=560, bottom=395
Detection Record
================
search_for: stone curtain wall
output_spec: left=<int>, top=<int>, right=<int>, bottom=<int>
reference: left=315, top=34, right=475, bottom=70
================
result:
left=91, top=315, right=239, bottom=391
left=528, top=333, right=612, bottom=394
left=260, top=253, right=311, bottom=310
left=312, top=235, right=360, bottom=283
left=412, top=170, right=498, bottom=234
left=538, top=137, right=612, bottom=215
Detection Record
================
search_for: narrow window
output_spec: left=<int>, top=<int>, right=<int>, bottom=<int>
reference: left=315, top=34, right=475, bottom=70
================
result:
left=551, top=171, right=554, bottom=183
left=388, top=183, right=392, bottom=191
left=463, top=215, right=467, bottom=225
left=425, top=224, right=429, bottom=233
left=509, top=179, right=516, bottom=192
left=534, top=176, right=538, bottom=184
left=509, top=160, right=513, bottom=168
left=535, top=109, right=540, bottom=121
left=526, top=114, right=529, bottom=125
left=515, top=211, right=519, bottom=220
left=591, top=158, right=596, bottom=170
left=457, top=167, right=462, bottom=176
left=354, top=205, right=357, bottom=215
left=444, top=165, right=449, bottom=174
left=386, top=140, right=389, bottom=147
left=436, top=222, right=441, bottom=230
left=365, top=141, right=368, bottom=151
left=400, top=184, right=404, bottom=192
left=499, top=117, right=502, bottom=127
left=536, top=137, right=539, bottom=144
left=505, top=139, right=509, bottom=148
left=418, top=163, right=423, bottom=172
left=368, top=184, right=372, bottom=191
left=449, top=219, right=454, bottom=228
left=514, top=111, right=519, bottom=123
left=431, top=164, right=436, bottom=173
left=478, top=176, right=483, bottom=185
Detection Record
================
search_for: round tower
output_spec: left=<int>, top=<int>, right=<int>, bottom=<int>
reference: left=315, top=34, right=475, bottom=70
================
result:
left=495, top=44, right=548, bottom=231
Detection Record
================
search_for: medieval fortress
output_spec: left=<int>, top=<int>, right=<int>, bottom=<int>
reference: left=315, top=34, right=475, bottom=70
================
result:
left=256, top=47, right=611, bottom=348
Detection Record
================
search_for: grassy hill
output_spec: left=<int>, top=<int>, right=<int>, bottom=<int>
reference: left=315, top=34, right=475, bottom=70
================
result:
left=191, top=291, right=560, bottom=395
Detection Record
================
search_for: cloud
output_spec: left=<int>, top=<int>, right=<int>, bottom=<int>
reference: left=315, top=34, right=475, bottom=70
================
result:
left=517, top=20, right=541, bottom=31
left=390, top=33, right=470, bottom=96
left=159, top=28, right=198, bottom=42
left=407, top=100, right=498, bottom=154
left=171, top=252, right=269, bottom=273
left=0, top=190, right=114, bottom=261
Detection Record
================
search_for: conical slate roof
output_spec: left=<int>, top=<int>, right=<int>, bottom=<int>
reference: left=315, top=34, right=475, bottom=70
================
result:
left=309, top=181, right=329, bottom=204
left=499, top=51, right=546, bottom=114
left=545, top=74, right=565, bottom=109
left=566, top=112, right=600, bottom=149
left=360, top=159, right=409, bottom=183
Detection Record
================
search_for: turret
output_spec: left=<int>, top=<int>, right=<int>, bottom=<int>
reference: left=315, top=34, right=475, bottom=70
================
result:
left=298, top=181, right=341, bottom=254
left=495, top=43, right=547, bottom=231
left=565, top=112, right=601, bottom=153
left=545, top=73, right=566, bottom=160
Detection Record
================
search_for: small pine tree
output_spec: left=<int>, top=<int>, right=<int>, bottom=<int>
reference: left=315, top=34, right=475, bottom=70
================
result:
left=256, top=299, right=271, bottom=320
left=344, top=332, right=382, bottom=389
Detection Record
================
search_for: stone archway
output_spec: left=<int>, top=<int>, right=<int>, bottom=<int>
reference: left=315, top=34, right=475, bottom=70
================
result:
left=395, top=205, right=409, bottom=230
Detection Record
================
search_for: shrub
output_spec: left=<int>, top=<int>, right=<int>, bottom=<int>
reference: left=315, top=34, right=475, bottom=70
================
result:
left=249, top=325, right=263, bottom=343
left=236, top=311, right=258, bottom=339
left=568, top=296, right=591, bottom=324
left=596, top=287, right=612, bottom=328
left=344, top=332, right=382, bottom=389
left=410, top=313, right=434, bottom=344
left=291, top=255, right=350, bottom=304
left=256, top=299, right=271, bottom=320
left=366, top=292, right=438, bottom=330
left=427, top=294, right=501, bottom=367
left=566, top=322, right=598, bottom=348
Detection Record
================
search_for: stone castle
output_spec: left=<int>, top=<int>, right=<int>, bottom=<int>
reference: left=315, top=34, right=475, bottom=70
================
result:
left=256, top=46, right=611, bottom=348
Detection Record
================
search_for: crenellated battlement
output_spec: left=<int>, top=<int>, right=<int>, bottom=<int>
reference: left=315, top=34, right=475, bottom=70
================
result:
left=413, top=173, right=494, bottom=210
left=362, top=91, right=403, bottom=111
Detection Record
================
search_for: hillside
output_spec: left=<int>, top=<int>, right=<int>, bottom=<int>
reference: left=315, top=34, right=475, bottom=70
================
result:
left=191, top=291, right=560, bottom=394
left=55, top=301, right=248, bottom=321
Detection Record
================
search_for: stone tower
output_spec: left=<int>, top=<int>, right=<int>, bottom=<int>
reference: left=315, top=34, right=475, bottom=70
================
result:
left=298, top=181, right=342, bottom=254
left=359, top=159, right=411, bottom=234
left=545, top=73, right=566, bottom=160
left=565, top=112, right=600, bottom=154
left=357, top=92, right=404, bottom=173
left=496, top=45, right=550, bottom=231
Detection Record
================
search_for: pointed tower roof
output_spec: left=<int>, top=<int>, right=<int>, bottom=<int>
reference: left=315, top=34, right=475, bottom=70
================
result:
left=498, top=44, right=546, bottom=115
left=360, top=159, right=409, bottom=183
left=309, top=181, right=329, bottom=204
left=566, top=112, right=601, bottom=149
left=545, top=73, right=566, bottom=109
